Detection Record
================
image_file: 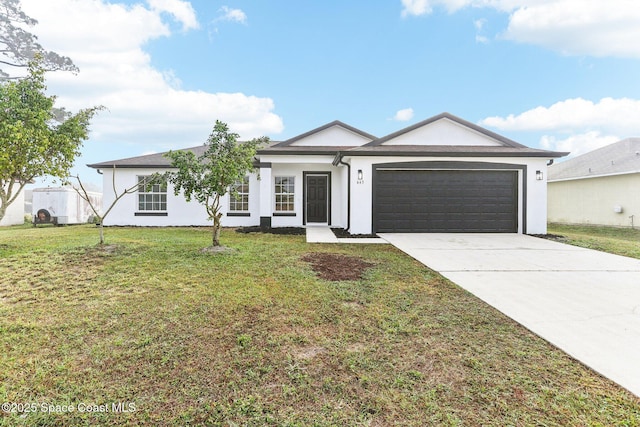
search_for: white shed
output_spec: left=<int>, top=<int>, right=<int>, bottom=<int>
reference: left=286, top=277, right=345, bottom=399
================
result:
left=32, top=187, right=102, bottom=225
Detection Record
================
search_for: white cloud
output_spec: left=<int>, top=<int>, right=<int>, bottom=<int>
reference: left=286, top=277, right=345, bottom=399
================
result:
left=400, top=0, right=640, bottom=58
left=540, top=132, right=620, bottom=158
left=148, top=0, right=199, bottom=31
left=401, top=0, right=430, bottom=17
left=16, top=0, right=283, bottom=150
left=504, top=1, right=640, bottom=58
left=217, top=6, right=247, bottom=24
left=480, top=98, right=640, bottom=135
left=481, top=97, right=640, bottom=157
left=474, top=18, right=489, bottom=43
left=393, top=108, right=415, bottom=121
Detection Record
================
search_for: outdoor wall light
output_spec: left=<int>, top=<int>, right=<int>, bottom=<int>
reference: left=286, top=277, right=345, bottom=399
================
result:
left=357, top=169, right=363, bottom=180
left=536, top=170, right=543, bottom=181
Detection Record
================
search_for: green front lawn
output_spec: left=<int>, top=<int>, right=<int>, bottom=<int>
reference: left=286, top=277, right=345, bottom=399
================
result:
left=1, top=225, right=638, bottom=426
left=547, top=223, right=640, bottom=260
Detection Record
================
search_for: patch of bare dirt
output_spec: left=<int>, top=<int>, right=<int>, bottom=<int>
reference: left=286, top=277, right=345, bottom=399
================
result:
left=301, top=252, right=374, bottom=281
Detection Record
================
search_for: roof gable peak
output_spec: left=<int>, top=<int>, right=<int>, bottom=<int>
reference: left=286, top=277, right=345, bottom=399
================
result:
left=365, top=112, right=525, bottom=148
left=272, top=120, right=376, bottom=148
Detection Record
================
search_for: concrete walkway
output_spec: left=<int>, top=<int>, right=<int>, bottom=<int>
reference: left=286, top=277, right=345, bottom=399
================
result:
left=379, top=233, right=640, bottom=397
left=305, top=226, right=387, bottom=244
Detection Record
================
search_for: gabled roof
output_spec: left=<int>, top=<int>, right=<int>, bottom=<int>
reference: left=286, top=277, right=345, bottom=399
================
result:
left=363, top=112, right=526, bottom=148
left=270, top=120, right=377, bottom=147
left=258, top=120, right=377, bottom=155
left=548, top=138, right=640, bottom=181
left=262, top=112, right=566, bottom=158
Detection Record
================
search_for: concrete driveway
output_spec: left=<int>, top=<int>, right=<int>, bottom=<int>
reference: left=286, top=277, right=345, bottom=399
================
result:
left=379, top=233, right=640, bottom=397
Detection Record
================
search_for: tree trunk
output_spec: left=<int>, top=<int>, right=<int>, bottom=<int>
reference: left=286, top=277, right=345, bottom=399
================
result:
left=98, top=222, right=104, bottom=245
left=212, top=213, right=222, bottom=246
left=0, top=198, right=7, bottom=224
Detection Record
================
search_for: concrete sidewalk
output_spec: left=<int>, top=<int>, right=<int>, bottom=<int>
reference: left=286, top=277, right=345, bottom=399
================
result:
left=379, top=233, right=640, bottom=397
left=306, top=227, right=387, bottom=244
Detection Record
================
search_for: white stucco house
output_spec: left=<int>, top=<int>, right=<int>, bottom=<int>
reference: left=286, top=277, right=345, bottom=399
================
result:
left=548, top=138, right=640, bottom=228
left=88, top=113, right=566, bottom=234
left=0, top=186, right=26, bottom=226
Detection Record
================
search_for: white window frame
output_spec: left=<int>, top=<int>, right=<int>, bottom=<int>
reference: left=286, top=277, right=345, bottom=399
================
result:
left=274, top=176, right=295, bottom=212
left=137, top=175, right=167, bottom=212
left=229, top=176, right=250, bottom=213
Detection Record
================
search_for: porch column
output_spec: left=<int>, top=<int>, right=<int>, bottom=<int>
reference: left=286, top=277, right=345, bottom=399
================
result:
left=258, top=163, right=272, bottom=230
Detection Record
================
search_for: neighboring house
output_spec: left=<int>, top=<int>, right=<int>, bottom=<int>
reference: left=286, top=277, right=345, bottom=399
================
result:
left=88, top=113, right=566, bottom=234
left=0, top=185, right=26, bottom=226
left=548, top=138, right=640, bottom=228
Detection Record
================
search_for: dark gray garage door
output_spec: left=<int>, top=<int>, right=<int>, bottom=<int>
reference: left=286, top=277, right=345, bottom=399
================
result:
left=374, top=170, right=518, bottom=233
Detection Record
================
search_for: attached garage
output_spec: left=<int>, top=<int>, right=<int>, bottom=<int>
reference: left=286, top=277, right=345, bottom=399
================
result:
left=373, top=165, right=520, bottom=233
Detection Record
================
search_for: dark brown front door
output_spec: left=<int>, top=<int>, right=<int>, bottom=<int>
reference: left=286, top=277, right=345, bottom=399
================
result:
left=306, top=175, right=328, bottom=223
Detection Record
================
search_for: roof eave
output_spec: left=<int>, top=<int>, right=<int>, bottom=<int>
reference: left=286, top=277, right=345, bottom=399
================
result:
left=87, top=163, right=176, bottom=169
left=549, top=169, right=640, bottom=182
left=343, top=150, right=569, bottom=158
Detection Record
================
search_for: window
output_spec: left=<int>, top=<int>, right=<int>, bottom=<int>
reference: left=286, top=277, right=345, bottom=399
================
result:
left=274, top=176, right=295, bottom=212
left=137, top=175, right=167, bottom=212
left=229, top=176, right=250, bottom=212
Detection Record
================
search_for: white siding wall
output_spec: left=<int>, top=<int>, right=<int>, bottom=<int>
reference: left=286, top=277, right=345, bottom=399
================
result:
left=100, top=160, right=347, bottom=229
left=98, top=155, right=550, bottom=234
left=526, top=159, right=550, bottom=234
left=101, top=168, right=261, bottom=227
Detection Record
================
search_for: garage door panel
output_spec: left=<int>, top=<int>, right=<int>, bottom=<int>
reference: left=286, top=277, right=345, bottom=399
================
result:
left=374, top=170, right=517, bottom=233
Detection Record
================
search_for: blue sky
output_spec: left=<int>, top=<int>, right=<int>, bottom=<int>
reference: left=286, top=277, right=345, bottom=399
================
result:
left=10, top=0, right=640, bottom=187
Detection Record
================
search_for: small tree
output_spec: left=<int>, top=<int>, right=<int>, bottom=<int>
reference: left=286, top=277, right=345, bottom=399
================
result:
left=0, top=57, right=102, bottom=223
left=70, top=167, right=162, bottom=245
left=164, top=120, right=268, bottom=247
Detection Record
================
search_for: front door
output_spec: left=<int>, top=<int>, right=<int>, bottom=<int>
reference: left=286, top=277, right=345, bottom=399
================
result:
left=306, top=174, right=329, bottom=223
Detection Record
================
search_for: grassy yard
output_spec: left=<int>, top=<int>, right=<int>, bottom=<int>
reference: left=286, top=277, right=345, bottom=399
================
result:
left=0, top=225, right=639, bottom=426
left=547, top=223, right=640, bottom=260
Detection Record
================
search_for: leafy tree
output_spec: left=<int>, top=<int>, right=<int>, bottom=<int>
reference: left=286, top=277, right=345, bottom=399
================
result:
left=0, top=57, right=102, bottom=223
left=0, top=0, right=77, bottom=80
left=164, top=120, right=268, bottom=247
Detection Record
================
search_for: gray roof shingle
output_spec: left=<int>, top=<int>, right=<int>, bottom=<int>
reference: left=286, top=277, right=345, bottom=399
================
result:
left=87, top=146, right=207, bottom=169
left=548, top=138, right=640, bottom=181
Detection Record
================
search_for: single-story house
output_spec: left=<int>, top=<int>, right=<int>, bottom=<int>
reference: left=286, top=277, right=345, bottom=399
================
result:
left=548, top=138, right=640, bottom=228
left=88, top=112, right=566, bottom=234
